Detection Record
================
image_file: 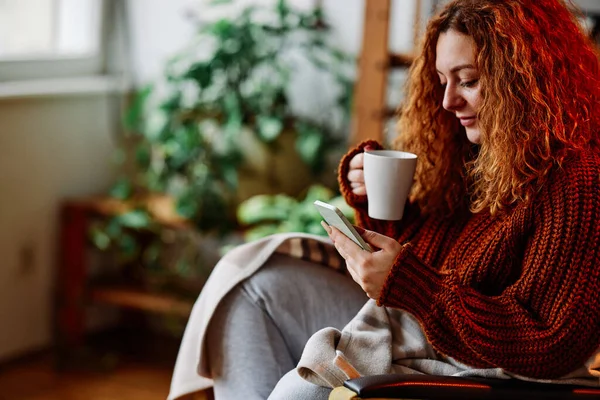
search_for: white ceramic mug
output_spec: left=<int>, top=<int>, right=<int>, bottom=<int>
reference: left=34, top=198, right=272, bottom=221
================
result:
left=363, top=150, right=417, bottom=220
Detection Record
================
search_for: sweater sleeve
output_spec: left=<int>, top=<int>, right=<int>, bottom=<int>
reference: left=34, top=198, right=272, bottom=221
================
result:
left=378, top=154, right=600, bottom=379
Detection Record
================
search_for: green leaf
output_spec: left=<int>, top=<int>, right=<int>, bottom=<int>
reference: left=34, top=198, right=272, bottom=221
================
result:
left=90, top=228, right=111, bottom=250
left=106, top=218, right=123, bottom=237
left=306, top=221, right=327, bottom=236
left=145, top=111, right=169, bottom=141
left=116, top=210, right=151, bottom=229
left=118, top=233, right=138, bottom=258
left=276, top=0, right=290, bottom=22
left=295, top=126, right=324, bottom=168
left=110, top=178, right=133, bottom=200
left=135, top=144, right=151, bottom=169
left=142, top=243, right=161, bottom=268
left=243, top=224, right=282, bottom=242
left=256, top=116, right=283, bottom=142
left=160, top=91, right=182, bottom=112
left=175, top=191, right=199, bottom=220
left=221, top=164, right=238, bottom=190
left=123, top=85, right=152, bottom=132
left=224, top=115, right=243, bottom=139
left=210, top=18, right=234, bottom=39
left=303, top=184, right=335, bottom=203
left=185, top=62, right=213, bottom=89
left=237, top=194, right=296, bottom=225
left=175, top=259, right=191, bottom=277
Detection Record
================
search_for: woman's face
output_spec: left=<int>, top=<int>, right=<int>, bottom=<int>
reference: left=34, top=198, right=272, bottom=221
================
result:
left=436, top=30, right=482, bottom=144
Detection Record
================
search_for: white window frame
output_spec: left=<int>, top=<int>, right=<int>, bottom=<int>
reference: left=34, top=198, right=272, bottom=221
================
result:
left=0, top=0, right=109, bottom=83
left=0, top=0, right=131, bottom=99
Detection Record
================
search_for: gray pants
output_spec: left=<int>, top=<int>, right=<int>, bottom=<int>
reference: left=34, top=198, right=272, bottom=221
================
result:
left=206, top=253, right=367, bottom=400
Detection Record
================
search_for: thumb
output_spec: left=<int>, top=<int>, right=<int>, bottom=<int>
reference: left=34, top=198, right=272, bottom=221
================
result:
left=355, top=226, right=397, bottom=250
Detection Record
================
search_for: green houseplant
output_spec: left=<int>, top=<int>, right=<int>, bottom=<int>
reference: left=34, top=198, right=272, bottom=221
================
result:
left=90, top=0, right=355, bottom=287
left=236, top=184, right=355, bottom=242
left=117, top=0, right=354, bottom=231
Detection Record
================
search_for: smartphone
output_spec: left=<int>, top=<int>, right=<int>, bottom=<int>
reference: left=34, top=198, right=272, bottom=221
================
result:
left=313, top=200, right=373, bottom=252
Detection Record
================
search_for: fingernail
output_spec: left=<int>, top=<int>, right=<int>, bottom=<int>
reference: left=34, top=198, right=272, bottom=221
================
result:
left=320, top=221, right=330, bottom=233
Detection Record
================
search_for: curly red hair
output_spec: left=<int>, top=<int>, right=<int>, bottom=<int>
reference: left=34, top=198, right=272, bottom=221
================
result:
left=395, top=0, right=600, bottom=215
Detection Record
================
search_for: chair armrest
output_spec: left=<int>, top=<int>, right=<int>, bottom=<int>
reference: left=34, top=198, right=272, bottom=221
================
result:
left=343, top=374, right=600, bottom=399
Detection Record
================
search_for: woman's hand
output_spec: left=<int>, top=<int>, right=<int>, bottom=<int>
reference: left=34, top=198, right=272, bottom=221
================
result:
left=322, top=222, right=403, bottom=299
left=347, top=145, right=374, bottom=196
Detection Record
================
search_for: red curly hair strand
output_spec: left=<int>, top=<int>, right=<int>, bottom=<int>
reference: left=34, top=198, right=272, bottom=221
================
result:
left=394, top=0, right=600, bottom=216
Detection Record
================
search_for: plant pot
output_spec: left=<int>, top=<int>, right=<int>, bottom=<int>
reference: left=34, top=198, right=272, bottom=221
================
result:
left=236, top=127, right=314, bottom=202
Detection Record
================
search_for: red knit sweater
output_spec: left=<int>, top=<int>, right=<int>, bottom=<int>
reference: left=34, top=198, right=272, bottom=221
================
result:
left=338, top=140, right=600, bottom=379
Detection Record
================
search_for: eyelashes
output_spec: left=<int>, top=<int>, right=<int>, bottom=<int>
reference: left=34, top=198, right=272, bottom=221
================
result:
left=439, top=79, right=480, bottom=89
left=460, top=79, right=479, bottom=88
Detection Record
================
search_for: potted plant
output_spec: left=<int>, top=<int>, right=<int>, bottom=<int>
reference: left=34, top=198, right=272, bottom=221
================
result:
left=90, top=0, right=354, bottom=292
left=117, top=0, right=354, bottom=232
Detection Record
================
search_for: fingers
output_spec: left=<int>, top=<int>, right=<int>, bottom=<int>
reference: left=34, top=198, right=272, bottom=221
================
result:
left=360, top=228, right=401, bottom=252
left=327, top=226, right=366, bottom=261
left=351, top=186, right=366, bottom=196
left=350, top=224, right=399, bottom=252
left=348, top=167, right=365, bottom=195
left=347, top=169, right=364, bottom=184
left=323, top=222, right=398, bottom=299
left=348, top=150, right=372, bottom=196
left=348, top=153, right=365, bottom=170
left=348, top=145, right=374, bottom=171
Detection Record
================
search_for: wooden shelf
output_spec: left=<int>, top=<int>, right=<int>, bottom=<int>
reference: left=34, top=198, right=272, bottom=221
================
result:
left=389, top=52, right=415, bottom=68
left=384, top=107, right=399, bottom=119
left=90, top=287, right=194, bottom=318
left=63, top=194, right=192, bottom=229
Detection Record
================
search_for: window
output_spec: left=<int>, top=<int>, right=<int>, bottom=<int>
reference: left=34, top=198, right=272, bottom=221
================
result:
left=0, top=0, right=106, bottom=81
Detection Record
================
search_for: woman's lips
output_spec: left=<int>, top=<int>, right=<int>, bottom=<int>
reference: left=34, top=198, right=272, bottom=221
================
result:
left=459, top=116, right=476, bottom=127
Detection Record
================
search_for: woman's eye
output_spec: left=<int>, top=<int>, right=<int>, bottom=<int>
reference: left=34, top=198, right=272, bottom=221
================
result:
left=460, top=79, right=479, bottom=88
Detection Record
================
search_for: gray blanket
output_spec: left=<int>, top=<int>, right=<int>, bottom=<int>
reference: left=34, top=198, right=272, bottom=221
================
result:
left=298, top=299, right=600, bottom=388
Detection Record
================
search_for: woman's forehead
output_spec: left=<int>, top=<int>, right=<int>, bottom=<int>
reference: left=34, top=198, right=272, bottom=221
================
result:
left=435, top=30, right=477, bottom=73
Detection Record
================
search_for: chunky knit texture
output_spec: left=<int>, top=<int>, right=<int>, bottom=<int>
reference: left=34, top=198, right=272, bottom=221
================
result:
left=338, top=140, right=600, bottom=379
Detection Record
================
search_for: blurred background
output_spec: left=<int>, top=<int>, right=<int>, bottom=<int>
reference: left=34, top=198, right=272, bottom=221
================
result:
left=0, top=0, right=598, bottom=399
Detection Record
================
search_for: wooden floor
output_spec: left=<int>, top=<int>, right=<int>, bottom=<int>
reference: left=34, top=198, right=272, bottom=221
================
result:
left=0, top=354, right=209, bottom=400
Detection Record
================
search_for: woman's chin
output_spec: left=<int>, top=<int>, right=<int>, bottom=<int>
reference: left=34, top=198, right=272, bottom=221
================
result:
left=465, top=127, right=481, bottom=144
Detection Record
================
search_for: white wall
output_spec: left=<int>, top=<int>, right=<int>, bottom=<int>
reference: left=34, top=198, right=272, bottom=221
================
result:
left=125, top=0, right=433, bottom=84
left=0, top=94, right=118, bottom=361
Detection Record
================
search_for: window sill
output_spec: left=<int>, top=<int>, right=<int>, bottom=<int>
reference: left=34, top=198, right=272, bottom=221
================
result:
left=0, top=75, right=129, bottom=100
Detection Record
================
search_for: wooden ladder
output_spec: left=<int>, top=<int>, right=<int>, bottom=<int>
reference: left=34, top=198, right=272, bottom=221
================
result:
left=350, top=0, right=424, bottom=146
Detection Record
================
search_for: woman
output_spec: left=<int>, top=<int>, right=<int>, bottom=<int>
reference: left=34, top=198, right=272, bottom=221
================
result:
left=329, top=0, right=600, bottom=380
left=169, top=0, right=600, bottom=399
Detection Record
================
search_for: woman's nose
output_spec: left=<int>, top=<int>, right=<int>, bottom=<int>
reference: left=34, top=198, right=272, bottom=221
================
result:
left=442, top=85, right=465, bottom=111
